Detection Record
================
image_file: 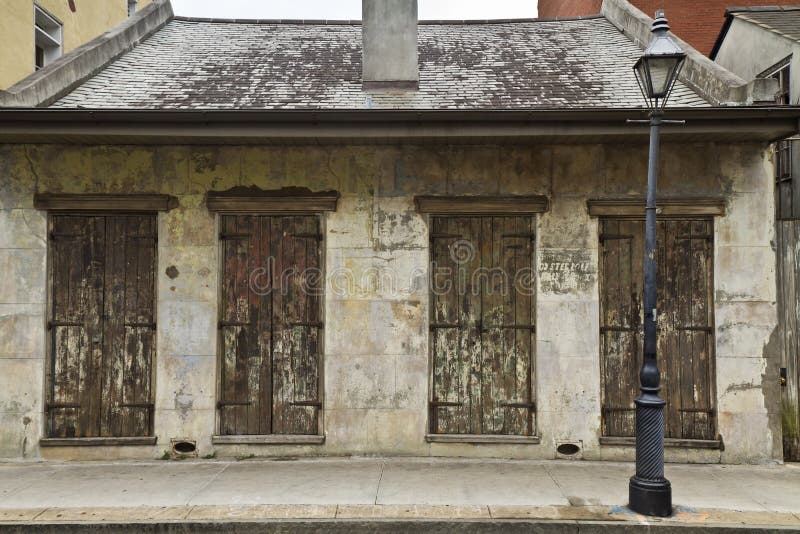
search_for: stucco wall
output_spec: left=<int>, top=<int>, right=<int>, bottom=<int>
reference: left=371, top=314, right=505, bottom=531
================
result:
left=0, top=141, right=780, bottom=464
left=539, top=0, right=800, bottom=56
left=714, top=19, right=799, bottom=104
left=0, top=0, right=153, bottom=89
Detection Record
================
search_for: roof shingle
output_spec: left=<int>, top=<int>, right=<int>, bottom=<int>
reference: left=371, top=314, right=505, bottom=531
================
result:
left=52, top=16, right=708, bottom=110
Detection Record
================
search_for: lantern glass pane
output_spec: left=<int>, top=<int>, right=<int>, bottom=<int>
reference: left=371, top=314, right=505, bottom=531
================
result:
left=646, top=57, right=680, bottom=97
left=635, top=60, right=649, bottom=92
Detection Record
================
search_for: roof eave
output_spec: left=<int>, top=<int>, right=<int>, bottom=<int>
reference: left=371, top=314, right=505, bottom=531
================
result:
left=0, top=107, right=797, bottom=144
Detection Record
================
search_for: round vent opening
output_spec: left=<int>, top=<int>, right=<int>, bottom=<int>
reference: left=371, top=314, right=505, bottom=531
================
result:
left=557, top=443, right=581, bottom=456
left=173, top=440, right=197, bottom=455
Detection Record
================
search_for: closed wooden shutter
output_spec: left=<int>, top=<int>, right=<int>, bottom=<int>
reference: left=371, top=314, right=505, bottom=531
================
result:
left=777, top=220, right=800, bottom=461
left=429, top=216, right=536, bottom=436
left=48, top=215, right=156, bottom=438
left=218, top=215, right=322, bottom=436
left=599, top=218, right=715, bottom=440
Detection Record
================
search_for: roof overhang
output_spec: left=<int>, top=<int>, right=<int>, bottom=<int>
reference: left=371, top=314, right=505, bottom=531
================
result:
left=0, top=107, right=797, bottom=145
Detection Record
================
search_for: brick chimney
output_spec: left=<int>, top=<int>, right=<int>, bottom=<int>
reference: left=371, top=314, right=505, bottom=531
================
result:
left=362, top=0, right=419, bottom=90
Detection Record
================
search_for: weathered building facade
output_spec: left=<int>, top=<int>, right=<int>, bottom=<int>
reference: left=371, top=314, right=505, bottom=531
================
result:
left=0, top=0, right=797, bottom=464
left=712, top=6, right=800, bottom=461
left=0, top=0, right=154, bottom=89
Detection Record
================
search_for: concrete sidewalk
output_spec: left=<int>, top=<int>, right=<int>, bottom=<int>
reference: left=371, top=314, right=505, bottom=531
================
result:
left=0, top=458, right=798, bottom=530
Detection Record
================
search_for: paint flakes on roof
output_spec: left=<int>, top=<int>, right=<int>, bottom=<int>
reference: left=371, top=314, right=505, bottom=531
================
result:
left=51, top=17, right=709, bottom=110
left=732, top=7, right=800, bottom=44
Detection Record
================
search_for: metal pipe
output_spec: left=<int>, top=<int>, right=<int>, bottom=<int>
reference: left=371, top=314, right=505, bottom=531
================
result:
left=628, top=111, right=672, bottom=517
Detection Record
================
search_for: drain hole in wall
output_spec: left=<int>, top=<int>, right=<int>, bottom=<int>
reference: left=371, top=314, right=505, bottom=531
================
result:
left=557, top=443, right=581, bottom=456
left=173, top=440, right=197, bottom=455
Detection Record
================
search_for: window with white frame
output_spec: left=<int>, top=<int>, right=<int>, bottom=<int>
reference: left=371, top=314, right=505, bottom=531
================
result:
left=34, top=5, right=62, bottom=71
left=128, top=0, right=138, bottom=17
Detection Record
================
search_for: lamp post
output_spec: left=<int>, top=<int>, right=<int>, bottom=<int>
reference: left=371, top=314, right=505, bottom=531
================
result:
left=628, top=10, right=687, bottom=518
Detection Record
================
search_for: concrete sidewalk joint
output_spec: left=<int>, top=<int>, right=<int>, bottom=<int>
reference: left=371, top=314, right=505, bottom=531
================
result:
left=0, top=458, right=796, bottom=528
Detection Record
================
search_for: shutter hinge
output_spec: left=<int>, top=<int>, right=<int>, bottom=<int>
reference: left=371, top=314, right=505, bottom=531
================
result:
left=218, top=320, right=251, bottom=329
left=600, top=233, right=634, bottom=242
left=47, top=321, right=84, bottom=330
left=502, top=233, right=536, bottom=242
left=46, top=402, right=82, bottom=411
left=49, top=232, right=85, bottom=241
left=500, top=401, right=537, bottom=410
left=676, top=234, right=713, bottom=241
left=289, top=233, right=324, bottom=241
left=290, top=401, right=322, bottom=407
left=219, top=232, right=252, bottom=240
left=129, top=234, right=157, bottom=243
left=216, top=400, right=252, bottom=409
left=430, top=323, right=462, bottom=330
left=125, top=322, right=156, bottom=330
left=430, top=233, right=462, bottom=241
left=480, top=324, right=536, bottom=333
left=287, top=321, right=324, bottom=328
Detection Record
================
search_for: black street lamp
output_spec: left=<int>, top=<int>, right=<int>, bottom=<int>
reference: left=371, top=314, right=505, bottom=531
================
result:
left=628, top=10, right=686, bottom=518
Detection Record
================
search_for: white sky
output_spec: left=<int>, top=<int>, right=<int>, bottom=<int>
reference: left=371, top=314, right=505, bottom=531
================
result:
left=170, top=1, right=538, bottom=20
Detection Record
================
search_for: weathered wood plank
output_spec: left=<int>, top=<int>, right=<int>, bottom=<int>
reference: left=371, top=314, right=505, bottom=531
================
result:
left=50, top=216, right=91, bottom=438
left=430, top=217, right=462, bottom=434
left=48, top=214, right=155, bottom=439
left=219, top=215, right=250, bottom=435
left=600, top=218, right=715, bottom=440
left=587, top=198, right=726, bottom=218
left=35, top=194, right=177, bottom=212
left=599, top=436, right=721, bottom=449
left=206, top=193, right=339, bottom=214
left=39, top=437, right=157, bottom=447
left=272, top=215, right=320, bottom=435
left=415, top=196, right=549, bottom=215
left=777, top=221, right=800, bottom=461
left=429, top=215, right=535, bottom=437
left=219, top=214, right=321, bottom=436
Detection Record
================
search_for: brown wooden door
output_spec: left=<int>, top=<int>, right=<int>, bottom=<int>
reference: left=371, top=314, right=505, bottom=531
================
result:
left=48, top=214, right=156, bottom=438
left=599, top=218, right=716, bottom=440
left=218, top=215, right=322, bottom=436
left=429, top=216, right=536, bottom=436
left=777, top=220, right=800, bottom=461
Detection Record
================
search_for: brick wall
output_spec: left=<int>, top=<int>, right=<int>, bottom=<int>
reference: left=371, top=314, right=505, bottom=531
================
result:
left=538, top=0, right=602, bottom=18
left=537, top=0, right=800, bottom=55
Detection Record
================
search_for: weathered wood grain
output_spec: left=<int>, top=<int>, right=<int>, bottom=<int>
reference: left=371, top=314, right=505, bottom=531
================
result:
left=218, top=214, right=321, bottom=436
left=599, top=218, right=715, bottom=440
left=415, top=196, right=548, bottom=216
left=34, top=194, right=177, bottom=212
left=776, top=221, right=800, bottom=461
left=429, top=216, right=536, bottom=437
left=47, top=214, right=156, bottom=439
left=587, top=198, right=726, bottom=218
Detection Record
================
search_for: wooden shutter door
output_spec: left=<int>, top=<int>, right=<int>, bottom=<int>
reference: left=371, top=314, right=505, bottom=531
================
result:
left=101, top=215, right=157, bottom=437
left=48, top=214, right=156, bottom=438
left=429, top=216, right=536, bottom=436
left=659, top=220, right=715, bottom=440
left=271, top=216, right=322, bottom=435
left=600, top=218, right=715, bottom=440
left=219, top=215, right=322, bottom=436
left=219, top=215, right=272, bottom=435
left=599, top=219, right=643, bottom=437
left=49, top=216, right=106, bottom=438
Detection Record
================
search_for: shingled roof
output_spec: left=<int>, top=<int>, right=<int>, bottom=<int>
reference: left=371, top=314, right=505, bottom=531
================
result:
left=50, top=16, right=708, bottom=110
left=728, top=6, right=800, bottom=43
left=710, top=6, right=800, bottom=60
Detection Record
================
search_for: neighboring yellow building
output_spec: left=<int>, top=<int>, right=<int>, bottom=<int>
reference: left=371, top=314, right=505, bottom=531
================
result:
left=0, top=0, right=153, bottom=89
